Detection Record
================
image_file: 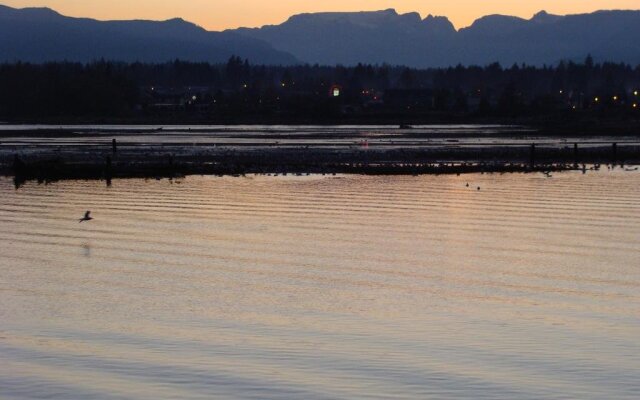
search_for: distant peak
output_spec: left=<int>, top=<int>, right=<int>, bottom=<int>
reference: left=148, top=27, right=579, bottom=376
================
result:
left=461, top=13, right=527, bottom=34
left=399, top=11, right=422, bottom=23
left=467, top=13, right=526, bottom=27
left=424, top=14, right=450, bottom=22
left=1, top=6, right=61, bottom=17
left=531, top=10, right=562, bottom=23
left=165, top=17, right=186, bottom=23
left=422, top=14, right=456, bottom=34
left=475, top=13, right=525, bottom=22
left=162, top=17, right=201, bottom=28
left=284, top=9, right=408, bottom=28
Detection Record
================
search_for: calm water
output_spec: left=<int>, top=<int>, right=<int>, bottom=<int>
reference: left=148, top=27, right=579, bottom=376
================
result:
left=1, top=171, right=639, bottom=399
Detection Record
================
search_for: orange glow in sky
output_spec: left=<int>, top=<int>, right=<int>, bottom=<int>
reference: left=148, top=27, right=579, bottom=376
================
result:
left=3, top=1, right=640, bottom=30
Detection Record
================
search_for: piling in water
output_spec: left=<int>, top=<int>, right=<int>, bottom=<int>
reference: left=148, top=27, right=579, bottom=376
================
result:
left=530, top=143, right=536, bottom=168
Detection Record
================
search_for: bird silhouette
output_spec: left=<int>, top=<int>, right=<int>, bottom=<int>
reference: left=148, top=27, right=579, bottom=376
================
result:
left=79, top=211, right=93, bottom=223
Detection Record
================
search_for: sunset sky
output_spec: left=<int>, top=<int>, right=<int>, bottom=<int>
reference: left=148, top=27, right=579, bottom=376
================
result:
left=3, top=1, right=640, bottom=30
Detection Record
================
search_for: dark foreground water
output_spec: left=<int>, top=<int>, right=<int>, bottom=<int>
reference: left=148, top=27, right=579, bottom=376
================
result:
left=1, top=171, right=639, bottom=399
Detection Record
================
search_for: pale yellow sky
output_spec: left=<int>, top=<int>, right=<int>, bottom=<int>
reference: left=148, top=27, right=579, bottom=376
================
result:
left=3, top=1, right=640, bottom=30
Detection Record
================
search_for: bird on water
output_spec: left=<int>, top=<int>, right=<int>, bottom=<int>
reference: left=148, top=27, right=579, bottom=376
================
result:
left=79, top=211, right=93, bottom=223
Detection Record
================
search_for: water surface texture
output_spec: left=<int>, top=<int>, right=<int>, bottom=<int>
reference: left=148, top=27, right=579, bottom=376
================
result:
left=1, top=171, right=639, bottom=399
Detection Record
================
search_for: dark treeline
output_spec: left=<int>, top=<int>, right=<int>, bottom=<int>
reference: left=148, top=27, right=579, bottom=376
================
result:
left=1, top=56, right=639, bottom=122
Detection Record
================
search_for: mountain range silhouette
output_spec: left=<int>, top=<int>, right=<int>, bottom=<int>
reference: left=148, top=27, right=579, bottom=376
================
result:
left=2, top=5, right=639, bottom=67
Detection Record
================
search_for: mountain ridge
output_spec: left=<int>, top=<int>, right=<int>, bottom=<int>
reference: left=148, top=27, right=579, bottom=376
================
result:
left=231, top=8, right=640, bottom=67
left=0, top=5, right=297, bottom=65
left=1, top=5, right=640, bottom=67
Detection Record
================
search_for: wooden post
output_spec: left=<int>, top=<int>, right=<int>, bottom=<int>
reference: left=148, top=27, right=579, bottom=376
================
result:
left=530, top=143, right=536, bottom=168
left=573, top=143, right=579, bottom=166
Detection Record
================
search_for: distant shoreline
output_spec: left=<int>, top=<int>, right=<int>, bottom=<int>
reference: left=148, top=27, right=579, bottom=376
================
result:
left=2, top=126, right=639, bottom=186
left=1, top=117, right=640, bottom=136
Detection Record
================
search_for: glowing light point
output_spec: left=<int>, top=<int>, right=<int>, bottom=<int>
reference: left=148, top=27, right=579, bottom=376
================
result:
left=329, top=85, right=342, bottom=97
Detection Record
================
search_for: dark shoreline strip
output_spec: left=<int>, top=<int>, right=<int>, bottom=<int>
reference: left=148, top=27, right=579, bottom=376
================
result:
left=3, top=143, right=639, bottom=187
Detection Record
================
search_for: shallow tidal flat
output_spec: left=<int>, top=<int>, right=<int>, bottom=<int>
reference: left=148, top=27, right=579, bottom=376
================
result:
left=2, top=125, right=640, bottom=179
left=1, top=170, right=639, bottom=399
